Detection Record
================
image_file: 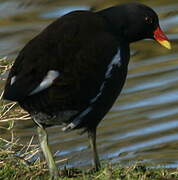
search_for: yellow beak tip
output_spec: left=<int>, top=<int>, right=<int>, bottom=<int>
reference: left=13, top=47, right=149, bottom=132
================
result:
left=157, top=40, right=171, bottom=50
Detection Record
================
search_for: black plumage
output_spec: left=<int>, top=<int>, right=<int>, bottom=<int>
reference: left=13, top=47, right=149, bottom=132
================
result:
left=3, top=2, right=171, bottom=178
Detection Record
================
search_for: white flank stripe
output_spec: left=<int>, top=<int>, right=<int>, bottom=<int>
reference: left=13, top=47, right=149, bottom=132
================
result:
left=29, top=70, right=59, bottom=95
left=90, top=83, right=105, bottom=103
left=10, top=76, right=16, bottom=85
left=105, top=49, right=121, bottom=78
left=90, top=49, right=121, bottom=103
left=63, top=49, right=121, bottom=131
left=62, top=107, right=92, bottom=131
left=77, top=107, right=92, bottom=119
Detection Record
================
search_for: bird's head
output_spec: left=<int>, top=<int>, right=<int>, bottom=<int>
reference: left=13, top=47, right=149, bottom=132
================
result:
left=98, top=3, right=171, bottom=49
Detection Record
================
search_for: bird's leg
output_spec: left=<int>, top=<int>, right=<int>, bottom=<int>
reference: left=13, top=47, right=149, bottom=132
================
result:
left=37, top=126, right=58, bottom=179
left=88, top=128, right=101, bottom=171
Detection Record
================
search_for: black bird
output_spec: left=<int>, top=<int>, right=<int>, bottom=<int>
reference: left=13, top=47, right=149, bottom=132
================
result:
left=3, top=2, right=171, bottom=179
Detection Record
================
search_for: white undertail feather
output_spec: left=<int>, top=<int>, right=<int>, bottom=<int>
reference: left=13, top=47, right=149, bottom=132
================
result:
left=29, top=70, right=60, bottom=95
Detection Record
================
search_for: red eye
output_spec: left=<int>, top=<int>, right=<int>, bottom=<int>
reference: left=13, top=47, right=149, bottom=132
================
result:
left=145, top=16, right=153, bottom=24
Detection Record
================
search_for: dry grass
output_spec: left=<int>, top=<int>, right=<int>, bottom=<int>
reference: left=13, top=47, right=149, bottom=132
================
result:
left=0, top=134, right=50, bottom=180
left=0, top=57, right=30, bottom=131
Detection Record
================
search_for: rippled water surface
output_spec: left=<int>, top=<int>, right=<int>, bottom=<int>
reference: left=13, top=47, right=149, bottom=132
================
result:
left=0, top=0, right=178, bottom=169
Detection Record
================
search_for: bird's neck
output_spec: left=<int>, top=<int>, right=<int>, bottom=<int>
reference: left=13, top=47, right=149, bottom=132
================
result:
left=96, top=7, right=126, bottom=41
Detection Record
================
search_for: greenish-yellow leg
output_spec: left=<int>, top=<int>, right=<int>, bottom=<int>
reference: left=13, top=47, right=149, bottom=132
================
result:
left=88, top=128, right=101, bottom=171
left=37, top=126, right=58, bottom=179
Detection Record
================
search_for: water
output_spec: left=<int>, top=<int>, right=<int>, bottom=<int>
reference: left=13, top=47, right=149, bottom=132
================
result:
left=0, top=0, right=178, bottom=169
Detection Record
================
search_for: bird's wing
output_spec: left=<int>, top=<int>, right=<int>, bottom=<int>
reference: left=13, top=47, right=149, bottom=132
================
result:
left=3, top=11, right=129, bottom=122
left=3, top=11, right=118, bottom=102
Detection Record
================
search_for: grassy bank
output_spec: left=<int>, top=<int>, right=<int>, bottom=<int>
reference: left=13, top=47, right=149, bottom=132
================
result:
left=0, top=137, right=178, bottom=180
